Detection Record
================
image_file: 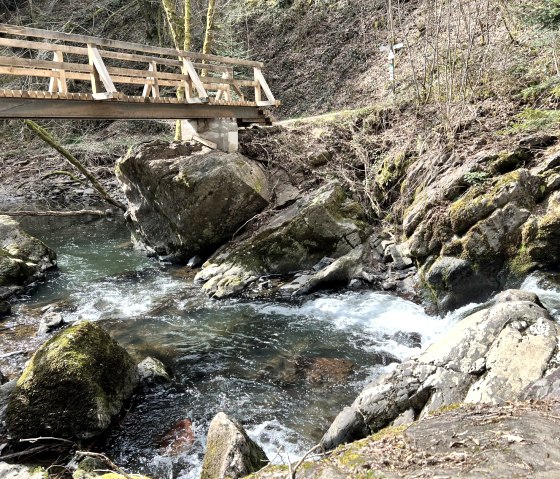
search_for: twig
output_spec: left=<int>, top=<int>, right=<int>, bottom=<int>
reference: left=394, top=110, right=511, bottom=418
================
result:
left=290, top=444, right=322, bottom=479
left=0, top=350, right=26, bottom=359
left=75, top=451, right=133, bottom=479
left=41, top=170, right=85, bottom=184
left=0, top=210, right=110, bottom=217
left=20, top=436, right=76, bottom=445
left=0, top=445, right=53, bottom=460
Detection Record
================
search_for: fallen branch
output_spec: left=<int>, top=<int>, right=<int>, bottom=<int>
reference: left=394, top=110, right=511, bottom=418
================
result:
left=24, top=120, right=126, bottom=212
left=289, top=444, right=322, bottom=479
left=0, top=210, right=110, bottom=217
left=41, top=170, right=86, bottom=185
left=0, top=445, right=54, bottom=460
left=0, top=350, right=27, bottom=359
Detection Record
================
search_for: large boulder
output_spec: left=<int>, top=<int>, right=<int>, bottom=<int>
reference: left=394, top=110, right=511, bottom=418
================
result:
left=201, top=412, right=268, bottom=479
left=6, top=321, right=138, bottom=439
left=249, top=401, right=560, bottom=479
left=0, top=215, right=56, bottom=292
left=116, top=141, right=269, bottom=260
left=321, top=290, right=560, bottom=450
left=195, top=182, right=368, bottom=298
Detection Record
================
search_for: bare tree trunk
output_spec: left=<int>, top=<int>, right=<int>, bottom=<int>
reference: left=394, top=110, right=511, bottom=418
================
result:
left=201, top=0, right=217, bottom=77
left=24, top=120, right=126, bottom=212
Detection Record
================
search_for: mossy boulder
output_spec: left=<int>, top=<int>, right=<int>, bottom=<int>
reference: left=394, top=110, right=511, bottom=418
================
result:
left=6, top=321, right=138, bottom=439
left=195, top=182, right=369, bottom=298
left=73, top=457, right=151, bottom=479
left=116, top=140, right=269, bottom=260
left=0, top=215, right=56, bottom=289
left=201, top=412, right=269, bottom=479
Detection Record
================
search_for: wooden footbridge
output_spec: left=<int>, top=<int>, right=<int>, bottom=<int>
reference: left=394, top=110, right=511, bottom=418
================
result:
left=0, top=23, right=278, bottom=147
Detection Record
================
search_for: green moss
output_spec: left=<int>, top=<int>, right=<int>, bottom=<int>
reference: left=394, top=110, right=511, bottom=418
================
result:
left=7, top=322, right=137, bottom=439
left=428, top=403, right=463, bottom=416
left=371, top=424, right=409, bottom=441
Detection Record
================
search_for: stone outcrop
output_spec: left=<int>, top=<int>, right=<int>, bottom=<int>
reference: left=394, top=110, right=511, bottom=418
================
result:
left=248, top=401, right=560, bottom=479
left=6, top=321, right=138, bottom=439
left=72, top=457, right=151, bottom=479
left=201, top=412, right=268, bottom=479
left=321, top=290, right=560, bottom=450
left=195, top=182, right=368, bottom=298
left=397, top=140, right=560, bottom=311
left=0, top=215, right=56, bottom=296
left=116, top=141, right=269, bottom=260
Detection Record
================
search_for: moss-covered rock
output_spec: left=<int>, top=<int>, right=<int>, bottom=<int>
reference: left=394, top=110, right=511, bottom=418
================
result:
left=116, top=140, right=270, bottom=260
left=72, top=457, right=151, bottom=479
left=0, top=215, right=56, bottom=289
left=6, top=321, right=138, bottom=439
left=0, top=462, right=47, bottom=478
left=195, top=182, right=369, bottom=298
left=201, top=412, right=268, bottom=479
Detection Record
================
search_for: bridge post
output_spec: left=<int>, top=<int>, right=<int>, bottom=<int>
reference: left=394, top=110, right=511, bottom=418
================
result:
left=181, top=118, right=238, bottom=153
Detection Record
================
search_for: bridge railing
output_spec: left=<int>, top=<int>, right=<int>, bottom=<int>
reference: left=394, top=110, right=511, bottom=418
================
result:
left=0, top=23, right=278, bottom=108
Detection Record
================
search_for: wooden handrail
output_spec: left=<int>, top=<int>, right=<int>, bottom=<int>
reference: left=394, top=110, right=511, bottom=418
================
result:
left=0, top=22, right=279, bottom=108
left=0, top=23, right=263, bottom=68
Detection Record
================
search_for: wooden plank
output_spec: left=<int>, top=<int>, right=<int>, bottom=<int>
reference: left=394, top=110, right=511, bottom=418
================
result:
left=254, top=67, right=276, bottom=103
left=87, top=44, right=117, bottom=95
left=0, top=23, right=264, bottom=68
left=0, top=55, right=92, bottom=73
left=0, top=65, right=63, bottom=79
left=182, top=58, right=208, bottom=100
left=48, top=50, right=67, bottom=94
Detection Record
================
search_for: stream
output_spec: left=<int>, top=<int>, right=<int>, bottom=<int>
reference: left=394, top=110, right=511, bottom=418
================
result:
left=2, top=216, right=470, bottom=478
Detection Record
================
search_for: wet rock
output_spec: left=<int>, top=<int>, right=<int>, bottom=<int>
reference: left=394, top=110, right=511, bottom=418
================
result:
left=6, top=321, right=138, bottom=439
left=421, top=256, right=498, bottom=312
left=0, top=462, right=47, bottom=478
left=320, top=406, right=369, bottom=450
left=283, top=246, right=365, bottom=296
left=37, top=310, right=65, bottom=335
left=138, top=356, right=171, bottom=385
left=0, top=216, right=56, bottom=291
left=391, top=331, right=422, bottom=349
left=201, top=412, right=269, bottom=479
left=0, top=370, right=4, bottom=385
left=294, top=357, right=355, bottom=384
left=0, top=301, right=10, bottom=318
left=0, top=379, right=16, bottom=436
left=116, top=141, right=269, bottom=260
left=195, top=182, right=368, bottom=298
left=160, top=418, right=195, bottom=455
left=322, top=291, right=560, bottom=450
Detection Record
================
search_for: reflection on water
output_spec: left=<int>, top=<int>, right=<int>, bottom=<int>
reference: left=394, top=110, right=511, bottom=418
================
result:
left=11, top=217, right=455, bottom=478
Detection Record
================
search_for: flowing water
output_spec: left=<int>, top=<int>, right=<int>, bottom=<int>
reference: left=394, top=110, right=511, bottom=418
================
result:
left=5, top=216, right=459, bottom=479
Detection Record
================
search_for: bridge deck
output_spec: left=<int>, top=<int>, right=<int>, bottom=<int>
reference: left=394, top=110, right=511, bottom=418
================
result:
left=0, top=23, right=278, bottom=123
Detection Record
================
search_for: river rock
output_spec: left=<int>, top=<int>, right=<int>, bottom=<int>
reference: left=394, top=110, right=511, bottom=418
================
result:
left=0, top=462, right=47, bottom=478
left=0, top=301, right=10, bottom=318
left=321, top=290, right=560, bottom=450
left=116, top=140, right=269, bottom=260
left=0, top=215, right=56, bottom=290
left=137, top=356, right=171, bottom=384
left=6, top=321, right=138, bottom=439
left=195, top=182, right=368, bottom=298
left=201, top=412, right=269, bottom=479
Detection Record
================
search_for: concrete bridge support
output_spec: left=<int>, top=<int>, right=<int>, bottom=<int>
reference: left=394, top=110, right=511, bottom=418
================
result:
left=181, top=118, right=239, bottom=153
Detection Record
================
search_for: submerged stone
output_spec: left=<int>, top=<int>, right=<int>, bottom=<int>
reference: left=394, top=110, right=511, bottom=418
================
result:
left=6, top=321, right=138, bottom=439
